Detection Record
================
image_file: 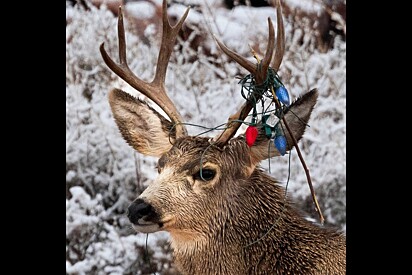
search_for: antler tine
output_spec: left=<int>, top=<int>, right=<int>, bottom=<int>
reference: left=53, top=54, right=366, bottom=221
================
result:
left=154, top=0, right=189, bottom=85
left=212, top=7, right=279, bottom=147
left=259, top=18, right=275, bottom=80
left=100, top=0, right=189, bottom=138
left=213, top=37, right=257, bottom=75
left=271, top=0, right=285, bottom=71
left=213, top=18, right=274, bottom=83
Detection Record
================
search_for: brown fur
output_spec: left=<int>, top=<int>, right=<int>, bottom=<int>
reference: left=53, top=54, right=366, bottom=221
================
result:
left=108, top=87, right=346, bottom=274
left=144, top=137, right=345, bottom=275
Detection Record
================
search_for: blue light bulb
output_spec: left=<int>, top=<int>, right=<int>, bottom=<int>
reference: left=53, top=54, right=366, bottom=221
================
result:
left=275, top=86, right=290, bottom=106
left=274, top=135, right=287, bottom=156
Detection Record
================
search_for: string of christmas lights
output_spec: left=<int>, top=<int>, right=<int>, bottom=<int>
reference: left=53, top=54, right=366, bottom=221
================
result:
left=239, top=67, right=290, bottom=155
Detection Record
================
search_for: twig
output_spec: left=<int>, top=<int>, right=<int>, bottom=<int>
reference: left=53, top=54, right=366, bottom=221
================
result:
left=270, top=87, right=324, bottom=224
left=253, top=51, right=324, bottom=224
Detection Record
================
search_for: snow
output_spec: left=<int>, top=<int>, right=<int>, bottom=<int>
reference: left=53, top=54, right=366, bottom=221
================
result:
left=66, top=0, right=345, bottom=273
left=126, top=1, right=156, bottom=19
left=284, top=0, right=323, bottom=14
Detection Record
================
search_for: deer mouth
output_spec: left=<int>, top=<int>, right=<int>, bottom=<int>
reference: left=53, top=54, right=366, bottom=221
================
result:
left=131, top=216, right=176, bottom=234
left=132, top=221, right=163, bottom=234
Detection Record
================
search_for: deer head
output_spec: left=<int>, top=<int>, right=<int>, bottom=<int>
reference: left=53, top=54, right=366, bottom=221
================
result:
left=101, top=0, right=321, bottom=259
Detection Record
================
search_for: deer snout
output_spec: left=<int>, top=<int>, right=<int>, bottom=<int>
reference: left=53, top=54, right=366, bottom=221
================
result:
left=127, top=199, right=163, bottom=233
left=127, top=198, right=154, bottom=224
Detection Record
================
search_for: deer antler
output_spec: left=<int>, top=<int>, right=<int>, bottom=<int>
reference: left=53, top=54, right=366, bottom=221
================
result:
left=212, top=0, right=285, bottom=146
left=100, top=0, right=190, bottom=138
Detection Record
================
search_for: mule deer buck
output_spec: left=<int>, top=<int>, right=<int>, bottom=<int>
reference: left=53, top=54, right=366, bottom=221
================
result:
left=100, top=0, right=346, bottom=273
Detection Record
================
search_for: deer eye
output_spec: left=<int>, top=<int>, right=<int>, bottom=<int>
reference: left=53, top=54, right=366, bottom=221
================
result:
left=193, top=169, right=216, bottom=181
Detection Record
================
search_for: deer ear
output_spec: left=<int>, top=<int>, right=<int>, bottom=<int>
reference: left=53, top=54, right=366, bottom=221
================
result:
left=249, top=89, right=318, bottom=165
left=108, top=89, right=176, bottom=157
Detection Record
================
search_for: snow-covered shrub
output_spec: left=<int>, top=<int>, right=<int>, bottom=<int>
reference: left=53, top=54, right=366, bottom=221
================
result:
left=66, top=0, right=345, bottom=273
left=66, top=1, right=173, bottom=273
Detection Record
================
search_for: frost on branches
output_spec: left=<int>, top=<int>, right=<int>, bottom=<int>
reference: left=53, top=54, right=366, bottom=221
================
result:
left=66, top=0, right=345, bottom=273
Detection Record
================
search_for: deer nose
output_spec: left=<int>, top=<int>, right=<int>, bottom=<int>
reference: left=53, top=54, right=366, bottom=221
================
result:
left=127, top=199, right=153, bottom=224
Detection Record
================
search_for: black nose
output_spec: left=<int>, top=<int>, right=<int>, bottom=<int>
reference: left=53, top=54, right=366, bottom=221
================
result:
left=127, top=198, right=153, bottom=224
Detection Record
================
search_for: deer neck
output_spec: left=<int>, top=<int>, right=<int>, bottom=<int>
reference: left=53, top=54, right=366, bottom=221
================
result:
left=170, top=228, right=246, bottom=274
left=169, top=169, right=345, bottom=274
left=169, top=169, right=309, bottom=274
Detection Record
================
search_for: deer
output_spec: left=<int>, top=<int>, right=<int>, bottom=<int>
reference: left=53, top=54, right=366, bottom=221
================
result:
left=100, top=0, right=346, bottom=274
